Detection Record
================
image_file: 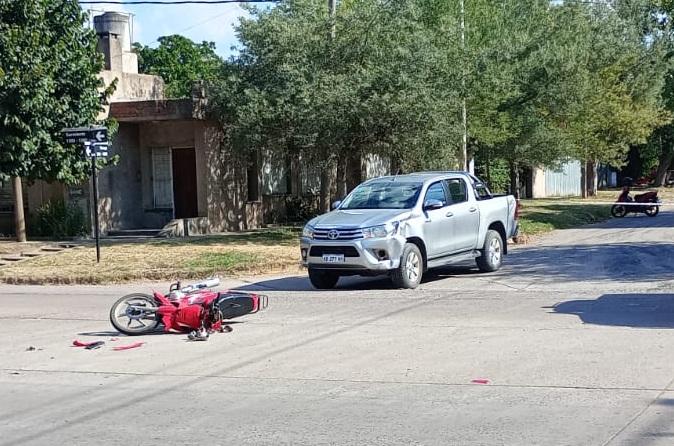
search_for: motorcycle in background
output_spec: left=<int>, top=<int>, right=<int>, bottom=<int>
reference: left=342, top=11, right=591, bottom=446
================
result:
left=611, top=180, right=661, bottom=218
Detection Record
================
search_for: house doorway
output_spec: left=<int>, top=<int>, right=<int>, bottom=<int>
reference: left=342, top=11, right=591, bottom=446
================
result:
left=171, top=147, right=198, bottom=219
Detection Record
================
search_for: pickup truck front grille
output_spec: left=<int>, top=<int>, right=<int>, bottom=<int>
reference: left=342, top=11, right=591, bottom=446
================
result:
left=313, top=227, right=362, bottom=240
left=309, top=246, right=360, bottom=257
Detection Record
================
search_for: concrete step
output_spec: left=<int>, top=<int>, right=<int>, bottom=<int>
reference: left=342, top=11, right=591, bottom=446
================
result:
left=1, top=256, right=24, bottom=262
left=107, top=229, right=161, bottom=237
left=40, top=246, right=64, bottom=252
left=21, top=252, right=43, bottom=258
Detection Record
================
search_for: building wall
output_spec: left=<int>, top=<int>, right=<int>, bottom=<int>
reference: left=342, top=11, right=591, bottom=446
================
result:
left=531, top=160, right=582, bottom=198
left=97, top=123, right=143, bottom=232
left=139, top=120, right=199, bottom=228
left=531, top=168, right=547, bottom=199
left=198, top=122, right=253, bottom=231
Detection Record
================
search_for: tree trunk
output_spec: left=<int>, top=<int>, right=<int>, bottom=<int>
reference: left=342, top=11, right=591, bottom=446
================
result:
left=509, top=161, right=520, bottom=199
left=580, top=161, right=588, bottom=199
left=290, top=153, right=302, bottom=197
left=586, top=160, right=598, bottom=197
left=654, top=150, right=674, bottom=187
left=319, top=155, right=334, bottom=213
left=336, top=152, right=347, bottom=200
left=485, top=149, right=491, bottom=188
left=12, top=176, right=27, bottom=242
left=390, top=154, right=401, bottom=176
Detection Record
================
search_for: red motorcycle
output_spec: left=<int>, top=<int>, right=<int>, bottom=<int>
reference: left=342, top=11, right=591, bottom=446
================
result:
left=611, top=185, right=660, bottom=218
left=109, top=278, right=267, bottom=338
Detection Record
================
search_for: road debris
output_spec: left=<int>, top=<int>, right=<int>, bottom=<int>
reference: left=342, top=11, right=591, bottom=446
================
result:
left=112, top=342, right=144, bottom=351
left=471, top=379, right=490, bottom=385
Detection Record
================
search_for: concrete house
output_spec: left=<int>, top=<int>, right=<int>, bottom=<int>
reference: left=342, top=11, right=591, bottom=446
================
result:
left=1, top=12, right=390, bottom=237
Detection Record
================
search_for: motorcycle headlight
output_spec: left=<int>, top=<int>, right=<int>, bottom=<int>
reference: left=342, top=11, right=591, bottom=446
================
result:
left=362, top=222, right=399, bottom=239
left=302, top=225, right=314, bottom=239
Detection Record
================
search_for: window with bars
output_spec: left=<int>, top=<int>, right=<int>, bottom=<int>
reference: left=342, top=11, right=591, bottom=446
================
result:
left=152, top=148, right=173, bottom=209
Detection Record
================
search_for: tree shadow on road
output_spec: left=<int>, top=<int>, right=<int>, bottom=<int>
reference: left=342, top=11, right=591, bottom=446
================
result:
left=584, top=210, right=674, bottom=230
left=495, top=242, right=674, bottom=283
left=549, top=294, right=674, bottom=328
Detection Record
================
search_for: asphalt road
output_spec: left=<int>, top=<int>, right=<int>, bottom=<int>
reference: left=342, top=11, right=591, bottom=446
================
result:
left=1, top=211, right=674, bottom=445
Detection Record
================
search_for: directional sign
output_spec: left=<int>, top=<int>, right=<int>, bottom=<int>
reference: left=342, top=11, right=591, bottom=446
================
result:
left=84, top=141, right=109, bottom=158
left=62, top=126, right=108, bottom=145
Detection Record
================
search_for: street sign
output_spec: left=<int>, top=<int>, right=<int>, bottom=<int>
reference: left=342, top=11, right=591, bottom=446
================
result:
left=60, top=125, right=110, bottom=263
left=84, top=141, right=109, bottom=158
left=62, top=126, right=108, bottom=145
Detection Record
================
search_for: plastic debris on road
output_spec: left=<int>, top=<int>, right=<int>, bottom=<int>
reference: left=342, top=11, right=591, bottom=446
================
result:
left=471, top=379, right=490, bottom=385
left=112, top=342, right=144, bottom=351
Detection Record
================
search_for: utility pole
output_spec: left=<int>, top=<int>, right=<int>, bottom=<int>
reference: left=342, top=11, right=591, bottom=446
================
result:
left=329, top=0, right=336, bottom=38
left=319, top=0, right=338, bottom=212
left=460, top=0, right=469, bottom=173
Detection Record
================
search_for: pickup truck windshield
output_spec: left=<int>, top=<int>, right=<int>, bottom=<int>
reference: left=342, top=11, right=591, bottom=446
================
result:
left=340, top=181, right=423, bottom=210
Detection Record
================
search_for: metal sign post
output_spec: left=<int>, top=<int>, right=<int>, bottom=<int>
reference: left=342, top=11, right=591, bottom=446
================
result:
left=62, top=126, right=109, bottom=263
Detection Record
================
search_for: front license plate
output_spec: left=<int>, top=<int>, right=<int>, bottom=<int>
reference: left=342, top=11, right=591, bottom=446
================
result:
left=322, top=254, right=345, bottom=263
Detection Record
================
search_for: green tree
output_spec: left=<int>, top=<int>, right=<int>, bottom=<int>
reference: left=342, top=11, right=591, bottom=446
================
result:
left=212, top=0, right=462, bottom=211
left=0, top=0, right=108, bottom=241
left=134, top=35, right=223, bottom=98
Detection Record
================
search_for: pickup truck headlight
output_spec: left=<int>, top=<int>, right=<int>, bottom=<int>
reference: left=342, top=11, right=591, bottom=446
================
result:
left=302, top=225, right=314, bottom=239
left=362, top=222, right=399, bottom=239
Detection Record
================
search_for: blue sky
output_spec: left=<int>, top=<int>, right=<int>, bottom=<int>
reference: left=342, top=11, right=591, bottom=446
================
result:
left=82, top=2, right=271, bottom=58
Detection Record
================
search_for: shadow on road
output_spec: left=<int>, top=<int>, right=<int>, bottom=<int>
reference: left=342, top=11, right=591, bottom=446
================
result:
left=587, top=210, right=674, bottom=230
left=234, top=265, right=480, bottom=292
left=549, top=294, right=674, bottom=328
left=496, top=242, right=674, bottom=283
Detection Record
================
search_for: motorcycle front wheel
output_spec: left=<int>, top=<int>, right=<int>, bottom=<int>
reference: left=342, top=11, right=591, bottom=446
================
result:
left=611, top=205, right=627, bottom=218
left=645, top=206, right=659, bottom=217
left=110, top=293, right=161, bottom=335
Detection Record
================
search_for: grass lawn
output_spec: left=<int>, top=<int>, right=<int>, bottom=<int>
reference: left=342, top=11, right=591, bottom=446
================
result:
left=0, top=229, right=302, bottom=285
left=517, top=201, right=611, bottom=238
left=2, top=187, right=670, bottom=285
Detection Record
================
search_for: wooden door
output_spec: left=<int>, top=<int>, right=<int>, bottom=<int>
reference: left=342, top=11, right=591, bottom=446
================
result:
left=171, top=148, right=198, bottom=219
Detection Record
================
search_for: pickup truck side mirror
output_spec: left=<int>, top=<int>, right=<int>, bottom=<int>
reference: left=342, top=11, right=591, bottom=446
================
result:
left=423, top=199, right=444, bottom=211
left=331, top=200, right=342, bottom=210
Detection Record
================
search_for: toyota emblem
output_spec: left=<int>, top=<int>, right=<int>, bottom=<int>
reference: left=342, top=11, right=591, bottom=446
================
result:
left=327, top=229, right=339, bottom=240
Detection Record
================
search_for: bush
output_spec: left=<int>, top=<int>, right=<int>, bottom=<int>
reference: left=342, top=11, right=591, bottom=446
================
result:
left=475, top=157, right=510, bottom=194
left=285, top=195, right=319, bottom=223
left=32, top=200, right=88, bottom=239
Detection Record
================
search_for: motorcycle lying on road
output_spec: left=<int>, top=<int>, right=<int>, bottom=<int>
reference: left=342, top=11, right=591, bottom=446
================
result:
left=611, top=186, right=661, bottom=218
left=109, top=278, right=268, bottom=337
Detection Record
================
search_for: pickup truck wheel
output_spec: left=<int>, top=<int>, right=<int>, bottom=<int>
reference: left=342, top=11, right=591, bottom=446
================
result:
left=476, top=230, right=504, bottom=273
left=308, top=268, right=339, bottom=289
left=391, top=243, right=423, bottom=289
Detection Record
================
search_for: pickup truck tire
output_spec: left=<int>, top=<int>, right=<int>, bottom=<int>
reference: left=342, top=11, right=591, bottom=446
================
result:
left=476, top=229, right=504, bottom=273
left=308, top=268, right=339, bottom=289
left=391, top=243, right=423, bottom=289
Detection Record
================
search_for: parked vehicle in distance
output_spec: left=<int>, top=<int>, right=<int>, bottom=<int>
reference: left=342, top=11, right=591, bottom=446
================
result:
left=611, top=183, right=661, bottom=218
left=300, top=172, right=519, bottom=289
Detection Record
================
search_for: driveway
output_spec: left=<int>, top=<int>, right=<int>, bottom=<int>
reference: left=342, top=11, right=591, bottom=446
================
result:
left=1, top=212, right=674, bottom=445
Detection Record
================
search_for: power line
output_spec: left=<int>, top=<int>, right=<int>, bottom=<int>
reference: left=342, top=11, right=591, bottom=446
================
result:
left=80, top=1, right=275, bottom=4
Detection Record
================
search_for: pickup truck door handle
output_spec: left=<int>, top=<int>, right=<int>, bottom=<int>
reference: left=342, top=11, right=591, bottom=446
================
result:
left=445, top=212, right=454, bottom=218
left=468, top=207, right=477, bottom=213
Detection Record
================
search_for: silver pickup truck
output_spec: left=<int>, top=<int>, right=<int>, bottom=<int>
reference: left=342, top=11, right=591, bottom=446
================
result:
left=300, top=171, right=519, bottom=289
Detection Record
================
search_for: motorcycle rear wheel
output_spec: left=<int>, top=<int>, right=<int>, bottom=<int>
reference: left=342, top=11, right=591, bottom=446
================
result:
left=645, top=206, right=659, bottom=217
left=110, top=293, right=160, bottom=335
left=611, top=205, right=627, bottom=218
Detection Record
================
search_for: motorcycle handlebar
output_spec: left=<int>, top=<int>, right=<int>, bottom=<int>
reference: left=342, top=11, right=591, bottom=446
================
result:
left=180, top=277, right=220, bottom=293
